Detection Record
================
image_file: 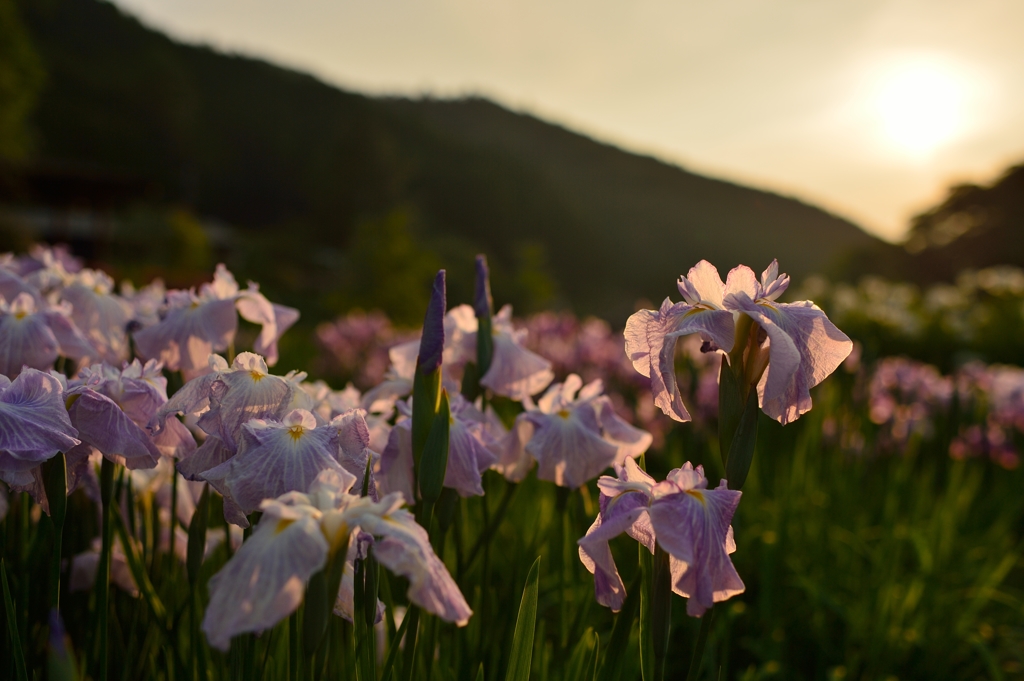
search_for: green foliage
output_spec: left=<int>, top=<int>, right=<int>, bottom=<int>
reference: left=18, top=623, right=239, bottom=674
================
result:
left=16, top=0, right=878, bottom=324
left=0, top=0, right=44, bottom=160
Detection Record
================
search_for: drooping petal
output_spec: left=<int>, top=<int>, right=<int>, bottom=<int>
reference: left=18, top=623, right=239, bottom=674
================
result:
left=479, top=330, right=555, bottom=400
left=377, top=420, right=415, bottom=501
left=134, top=297, right=238, bottom=380
left=67, top=389, right=161, bottom=469
left=0, top=294, right=64, bottom=376
left=202, top=500, right=328, bottom=651
left=0, top=369, right=79, bottom=471
left=488, top=413, right=535, bottom=483
left=526, top=403, right=619, bottom=489
left=594, top=397, right=652, bottom=465
left=357, top=506, right=472, bottom=625
left=578, top=487, right=653, bottom=611
left=624, top=298, right=734, bottom=422
left=177, top=436, right=234, bottom=481
left=725, top=292, right=852, bottom=424
left=61, top=277, right=133, bottom=365
left=236, top=286, right=299, bottom=367
left=329, top=409, right=376, bottom=495
left=648, top=480, right=744, bottom=617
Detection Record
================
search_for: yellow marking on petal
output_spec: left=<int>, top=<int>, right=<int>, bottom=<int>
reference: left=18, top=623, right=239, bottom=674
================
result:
left=557, top=409, right=570, bottom=419
left=686, top=489, right=706, bottom=505
left=249, top=370, right=265, bottom=381
left=287, top=425, right=305, bottom=441
left=275, top=518, right=295, bottom=534
left=14, top=310, right=27, bottom=320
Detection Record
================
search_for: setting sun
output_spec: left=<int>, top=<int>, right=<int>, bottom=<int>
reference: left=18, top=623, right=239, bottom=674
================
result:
left=868, top=57, right=970, bottom=157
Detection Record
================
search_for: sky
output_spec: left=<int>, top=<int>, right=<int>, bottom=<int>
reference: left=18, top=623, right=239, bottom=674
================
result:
left=110, top=0, right=1024, bottom=242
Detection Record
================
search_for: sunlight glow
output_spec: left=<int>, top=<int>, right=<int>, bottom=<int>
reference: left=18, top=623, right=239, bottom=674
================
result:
left=869, top=57, right=969, bottom=157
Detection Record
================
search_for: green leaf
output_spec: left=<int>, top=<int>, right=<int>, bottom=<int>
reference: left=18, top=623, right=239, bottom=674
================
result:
left=42, top=451, right=68, bottom=611
left=565, top=628, right=599, bottom=681
left=418, top=389, right=451, bottom=506
left=724, top=386, right=760, bottom=490
left=1, top=560, right=28, bottom=681
left=638, top=545, right=654, bottom=680
left=504, top=556, right=541, bottom=681
left=381, top=607, right=412, bottom=681
left=585, top=632, right=601, bottom=681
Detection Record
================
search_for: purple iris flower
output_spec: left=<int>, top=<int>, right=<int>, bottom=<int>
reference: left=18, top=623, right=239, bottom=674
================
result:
left=379, top=393, right=499, bottom=499
left=202, top=469, right=471, bottom=651
left=201, top=409, right=352, bottom=526
left=0, top=369, right=80, bottom=477
left=0, top=293, right=94, bottom=377
left=625, top=260, right=852, bottom=424
left=60, top=269, right=134, bottom=366
left=493, top=375, right=652, bottom=489
left=578, top=459, right=744, bottom=616
left=134, top=265, right=299, bottom=380
left=152, top=352, right=307, bottom=480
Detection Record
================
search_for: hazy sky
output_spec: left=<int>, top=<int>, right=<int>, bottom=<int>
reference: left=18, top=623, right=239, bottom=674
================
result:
left=111, top=0, right=1024, bottom=241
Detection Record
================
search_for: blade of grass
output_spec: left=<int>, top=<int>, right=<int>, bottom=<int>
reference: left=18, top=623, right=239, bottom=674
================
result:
left=504, top=556, right=541, bottom=681
left=381, top=607, right=411, bottom=681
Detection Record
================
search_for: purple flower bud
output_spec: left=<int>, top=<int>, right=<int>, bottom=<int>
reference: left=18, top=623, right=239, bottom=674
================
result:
left=473, top=255, right=493, bottom=320
left=417, top=271, right=446, bottom=374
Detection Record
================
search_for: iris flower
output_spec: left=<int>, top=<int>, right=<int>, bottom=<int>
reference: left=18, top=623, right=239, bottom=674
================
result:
left=201, top=407, right=377, bottom=526
left=578, top=459, right=743, bottom=616
left=202, top=469, right=471, bottom=651
left=493, top=374, right=652, bottom=488
left=625, top=260, right=852, bottom=425
left=152, top=352, right=307, bottom=480
left=379, top=393, right=499, bottom=499
left=0, top=293, right=94, bottom=377
left=134, top=265, right=299, bottom=380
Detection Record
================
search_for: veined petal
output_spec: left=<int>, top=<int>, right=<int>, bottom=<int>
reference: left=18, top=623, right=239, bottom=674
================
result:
left=479, top=330, right=554, bottom=400
left=357, top=507, right=472, bottom=625
left=677, top=260, right=726, bottom=307
left=203, top=411, right=350, bottom=525
left=624, top=298, right=734, bottom=422
left=578, top=490, right=652, bottom=612
left=377, top=420, right=415, bottom=501
left=488, top=413, right=535, bottom=483
left=67, top=388, right=161, bottom=469
left=329, top=409, right=376, bottom=496
left=202, top=507, right=328, bottom=650
left=134, top=297, right=238, bottom=379
left=648, top=480, right=744, bottom=617
left=726, top=292, right=852, bottom=424
left=595, top=397, right=652, bottom=465
left=0, top=369, right=79, bottom=469
left=526, top=404, right=619, bottom=489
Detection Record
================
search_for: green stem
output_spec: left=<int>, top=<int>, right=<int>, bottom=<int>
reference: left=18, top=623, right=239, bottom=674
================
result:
left=684, top=607, right=715, bottom=681
left=97, top=457, right=116, bottom=681
left=399, top=607, right=421, bottom=681
left=42, top=452, right=68, bottom=612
